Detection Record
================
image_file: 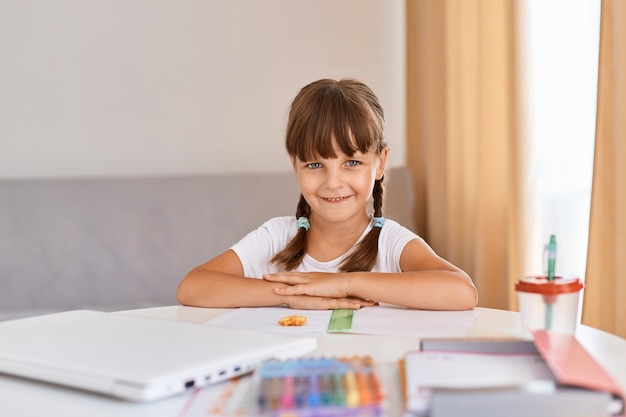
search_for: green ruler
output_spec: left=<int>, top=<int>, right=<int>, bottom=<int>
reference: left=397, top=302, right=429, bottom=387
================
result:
left=327, top=309, right=354, bottom=333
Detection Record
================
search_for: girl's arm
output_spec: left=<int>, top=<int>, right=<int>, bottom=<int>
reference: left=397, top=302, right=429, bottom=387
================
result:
left=265, top=239, right=478, bottom=311
left=176, top=250, right=376, bottom=310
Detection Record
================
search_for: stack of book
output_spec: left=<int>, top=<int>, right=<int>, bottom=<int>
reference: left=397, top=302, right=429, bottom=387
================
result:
left=401, top=332, right=625, bottom=417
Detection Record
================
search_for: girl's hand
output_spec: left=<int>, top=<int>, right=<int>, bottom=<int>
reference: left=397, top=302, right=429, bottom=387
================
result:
left=283, top=294, right=376, bottom=310
left=263, top=271, right=379, bottom=305
left=262, top=271, right=351, bottom=298
left=263, top=272, right=377, bottom=309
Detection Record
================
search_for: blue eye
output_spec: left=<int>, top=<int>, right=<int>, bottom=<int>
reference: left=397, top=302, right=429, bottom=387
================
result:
left=346, top=160, right=361, bottom=167
left=306, top=162, right=322, bottom=169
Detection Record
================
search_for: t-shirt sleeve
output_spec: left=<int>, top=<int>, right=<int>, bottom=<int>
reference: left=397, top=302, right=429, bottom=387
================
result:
left=230, top=217, right=294, bottom=278
left=378, top=220, right=422, bottom=272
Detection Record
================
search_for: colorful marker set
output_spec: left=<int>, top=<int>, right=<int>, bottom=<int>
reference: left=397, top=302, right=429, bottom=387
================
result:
left=255, top=356, right=383, bottom=417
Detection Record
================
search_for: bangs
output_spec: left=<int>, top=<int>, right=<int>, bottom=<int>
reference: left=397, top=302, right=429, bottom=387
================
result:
left=286, top=79, right=384, bottom=162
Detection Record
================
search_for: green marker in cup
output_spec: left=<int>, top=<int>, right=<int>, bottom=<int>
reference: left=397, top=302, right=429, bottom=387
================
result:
left=547, top=235, right=557, bottom=281
left=545, top=235, right=557, bottom=329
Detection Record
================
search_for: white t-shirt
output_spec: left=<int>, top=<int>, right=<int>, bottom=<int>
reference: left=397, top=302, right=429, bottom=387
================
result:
left=231, top=216, right=421, bottom=278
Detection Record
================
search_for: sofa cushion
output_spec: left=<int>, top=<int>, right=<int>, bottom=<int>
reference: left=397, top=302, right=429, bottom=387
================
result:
left=0, top=166, right=414, bottom=319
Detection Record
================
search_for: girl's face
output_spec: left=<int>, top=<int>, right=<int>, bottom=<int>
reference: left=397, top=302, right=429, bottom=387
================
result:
left=292, top=138, right=388, bottom=227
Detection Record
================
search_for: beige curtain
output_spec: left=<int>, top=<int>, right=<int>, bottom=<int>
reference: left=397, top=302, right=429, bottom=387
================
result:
left=582, top=0, right=626, bottom=338
left=406, top=0, right=526, bottom=309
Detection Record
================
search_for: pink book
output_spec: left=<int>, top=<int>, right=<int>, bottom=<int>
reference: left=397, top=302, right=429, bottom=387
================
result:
left=533, top=330, right=625, bottom=416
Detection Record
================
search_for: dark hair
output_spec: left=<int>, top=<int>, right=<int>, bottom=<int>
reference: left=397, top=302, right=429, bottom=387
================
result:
left=271, top=78, right=388, bottom=272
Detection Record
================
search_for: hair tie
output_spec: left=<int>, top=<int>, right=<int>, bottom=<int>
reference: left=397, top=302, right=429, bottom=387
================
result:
left=296, top=216, right=310, bottom=231
left=372, top=217, right=385, bottom=228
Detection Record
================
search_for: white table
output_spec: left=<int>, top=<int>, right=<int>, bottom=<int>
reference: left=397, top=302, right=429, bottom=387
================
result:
left=1, top=306, right=625, bottom=417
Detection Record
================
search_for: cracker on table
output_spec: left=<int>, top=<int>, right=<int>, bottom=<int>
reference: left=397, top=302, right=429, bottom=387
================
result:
left=278, top=315, right=307, bottom=326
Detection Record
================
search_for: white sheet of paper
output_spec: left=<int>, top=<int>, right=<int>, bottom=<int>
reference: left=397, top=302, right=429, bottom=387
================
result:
left=178, top=376, right=255, bottom=417
left=206, top=306, right=478, bottom=338
left=206, top=307, right=332, bottom=335
left=349, top=306, right=479, bottom=337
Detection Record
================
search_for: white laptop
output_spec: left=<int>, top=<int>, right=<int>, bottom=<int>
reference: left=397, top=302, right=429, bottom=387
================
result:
left=0, top=310, right=316, bottom=401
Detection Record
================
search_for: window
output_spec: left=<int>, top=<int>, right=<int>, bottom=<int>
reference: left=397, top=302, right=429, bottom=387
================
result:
left=518, top=0, right=601, bottom=281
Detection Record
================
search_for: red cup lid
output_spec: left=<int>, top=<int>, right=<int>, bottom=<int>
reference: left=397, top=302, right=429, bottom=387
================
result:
left=515, top=276, right=583, bottom=295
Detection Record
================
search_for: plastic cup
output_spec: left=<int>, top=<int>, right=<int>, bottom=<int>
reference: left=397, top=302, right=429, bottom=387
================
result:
left=514, top=276, right=583, bottom=339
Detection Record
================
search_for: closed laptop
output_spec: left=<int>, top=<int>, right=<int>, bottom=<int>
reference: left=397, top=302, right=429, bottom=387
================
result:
left=0, top=310, right=316, bottom=401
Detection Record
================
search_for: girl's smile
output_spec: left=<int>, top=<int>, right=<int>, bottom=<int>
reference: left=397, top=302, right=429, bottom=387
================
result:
left=321, top=195, right=351, bottom=203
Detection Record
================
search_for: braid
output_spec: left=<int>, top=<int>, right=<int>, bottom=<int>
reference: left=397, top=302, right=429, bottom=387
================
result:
left=271, top=194, right=311, bottom=271
left=339, top=177, right=385, bottom=272
left=296, top=194, right=312, bottom=218
left=372, top=175, right=384, bottom=217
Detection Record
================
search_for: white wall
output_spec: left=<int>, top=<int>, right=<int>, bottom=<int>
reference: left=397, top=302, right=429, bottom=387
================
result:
left=0, top=0, right=406, bottom=179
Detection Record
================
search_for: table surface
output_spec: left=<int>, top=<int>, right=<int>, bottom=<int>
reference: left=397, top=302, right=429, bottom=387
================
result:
left=1, top=305, right=625, bottom=417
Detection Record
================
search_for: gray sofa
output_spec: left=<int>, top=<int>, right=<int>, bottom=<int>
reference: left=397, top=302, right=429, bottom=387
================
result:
left=0, top=167, right=415, bottom=321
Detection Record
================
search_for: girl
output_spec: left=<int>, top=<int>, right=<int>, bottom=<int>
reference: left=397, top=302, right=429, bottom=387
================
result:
left=177, top=78, right=477, bottom=310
